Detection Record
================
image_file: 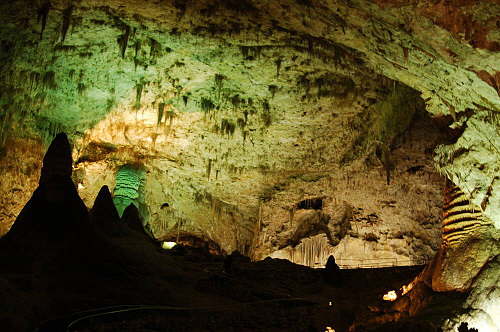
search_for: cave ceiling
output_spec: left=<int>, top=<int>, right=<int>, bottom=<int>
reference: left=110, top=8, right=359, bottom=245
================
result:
left=0, top=0, right=498, bottom=262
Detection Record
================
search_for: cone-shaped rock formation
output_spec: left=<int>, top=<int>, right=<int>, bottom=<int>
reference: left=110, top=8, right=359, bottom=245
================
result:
left=89, top=185, right=124, bottom=237
left=121, top=203, right=158, bottom=249
left=0, top=132, right=88, bottom=258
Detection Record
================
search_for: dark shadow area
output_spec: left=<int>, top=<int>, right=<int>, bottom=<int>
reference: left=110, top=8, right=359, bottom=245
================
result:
left=0, top=134, right=465, bottom=331
left=296, top=197, right=324, bottom=210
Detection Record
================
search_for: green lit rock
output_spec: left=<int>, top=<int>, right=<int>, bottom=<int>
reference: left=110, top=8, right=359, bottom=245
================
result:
left=0, top=0, right=497, bottom=274
left=113, top=165, right=144, bottom=218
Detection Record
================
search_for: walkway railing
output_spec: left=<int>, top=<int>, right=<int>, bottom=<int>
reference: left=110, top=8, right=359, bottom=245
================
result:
left=312, top=257, right=429, bottom=269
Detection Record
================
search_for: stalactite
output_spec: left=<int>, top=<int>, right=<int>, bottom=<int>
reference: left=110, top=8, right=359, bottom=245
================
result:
left=60, top=5, right=73, bottom=42
left=150, top=38, right=161, bottom=59
left=200, top=97, right=215, bottom=113
left=77, top=82, right=86, bottom=95
left=133, top=40, right=141, bottom=69
left=230, top=94, right=241, bottom=110
left=220, top=118, right=236, bottom=136
left=290, top=235, right=334, bottom=267
left=261, top=100, right=272, bottom=127
left=207, top=159, right=212, bottom=179
left=165, top=110, right=176, bottom=132
left=29, top=72, right=41, bottom=92
left=157, top=102, right=165, bottom=125
left=135, top=82, right=144, bottom=109
left=0, top=108, right=12, bottom=149
left=41, top=71, right=57, bottom=90
left=275, top=58, right=282, bottom=78
left=105, top=97, right=115, bottom=112
left=236, top=118, right=246, bottom=130
left=289, top=207, right=295, bottom=226
left=214, top=74, right=225, bottom=103
left=117, top=25, right=131, bottom=58
left=375, top=142, right=395, bottom=185
left=37, top=1, right=51, bottom=40
left=134, top=40, right=141, bottom=57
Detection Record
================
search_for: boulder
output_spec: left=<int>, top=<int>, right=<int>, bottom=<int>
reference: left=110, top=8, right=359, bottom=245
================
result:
left=430, top=234, right=498, bottom=292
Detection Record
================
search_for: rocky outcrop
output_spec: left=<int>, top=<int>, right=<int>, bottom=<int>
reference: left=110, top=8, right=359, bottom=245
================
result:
left=440, top=255, right=500, bottom=332
left=424, top=212, right=500, bottom=331
left=121, top=203, right=159, bottom=250
left=429, top=233, right=499, bottom=293
left=424, top=183, right=499, bottom=293
left=367, top=184, right=500, bottom=331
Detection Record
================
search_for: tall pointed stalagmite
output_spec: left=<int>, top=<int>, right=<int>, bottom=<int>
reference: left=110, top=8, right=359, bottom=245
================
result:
left=122, top=203, right=143, bottom=232
left=39, top=133, right=73, bottom=186
left=90, top=185, right=124, bottom=237
left=121, top=203, right=158, bottom=249
left=0, top=133, right=88, bottom=251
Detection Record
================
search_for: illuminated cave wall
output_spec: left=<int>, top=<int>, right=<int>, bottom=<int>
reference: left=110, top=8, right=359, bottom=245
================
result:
left=0, top=0, right=498, bottom=268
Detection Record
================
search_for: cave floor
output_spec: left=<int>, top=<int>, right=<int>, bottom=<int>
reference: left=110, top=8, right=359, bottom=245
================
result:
left=1, top=240, right=460, bottom=332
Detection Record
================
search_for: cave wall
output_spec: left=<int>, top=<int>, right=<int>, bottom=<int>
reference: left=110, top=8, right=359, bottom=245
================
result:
left=0, top=0, right=498, bottom=265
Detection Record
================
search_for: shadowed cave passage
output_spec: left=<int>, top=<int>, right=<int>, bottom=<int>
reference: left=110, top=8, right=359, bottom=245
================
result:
left=0, top=0, right=499, bottom=331
left=160, top=234, right=226, bottom=256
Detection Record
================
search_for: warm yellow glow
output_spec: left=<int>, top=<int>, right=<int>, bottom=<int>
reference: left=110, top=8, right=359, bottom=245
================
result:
left=401, top=281, right=414, bottom=296
left=382, top=280, right=415, bottom=302
left=383, top=290, right=397, bottom=301
left=162, top=241, right=177, bottom=250
left=325, top=326, right=336, bottom=332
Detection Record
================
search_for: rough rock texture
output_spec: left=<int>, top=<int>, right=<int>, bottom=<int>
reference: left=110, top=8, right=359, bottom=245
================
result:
left=0, top=137, right=43, bottom=234
left=424, top=191, right=500, bottom=332
left=0, top=133, right=88, bottom=246
left=430, top=234, right=498, bottom=293
left=368, top=185, right=500, bottom=332
left=441, top=255, right=500, bottom=332
left=0, top=0, right=498, bottom=288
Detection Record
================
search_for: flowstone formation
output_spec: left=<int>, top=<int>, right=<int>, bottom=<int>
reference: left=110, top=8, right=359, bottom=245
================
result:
left=113, top=165, right=145, bottom=218
left=364, top=183, right=500, bottom=332
left=0, top=0, right=498, bottom=279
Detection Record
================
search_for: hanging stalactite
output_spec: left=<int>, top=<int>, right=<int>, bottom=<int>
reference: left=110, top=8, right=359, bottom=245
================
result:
left=60, top=4, right=73, bottom=42
left=37, top=1, right=51, bottom=40
left=117, top=24, right=131, bottom=58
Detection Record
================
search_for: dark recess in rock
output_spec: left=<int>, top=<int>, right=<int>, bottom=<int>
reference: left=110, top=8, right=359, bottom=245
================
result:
left=296, top=197, right=323, bottom=210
